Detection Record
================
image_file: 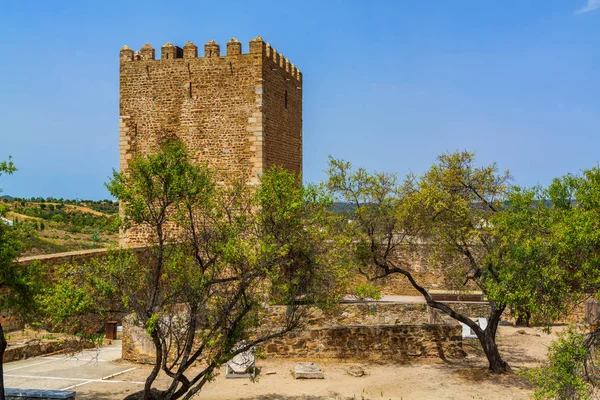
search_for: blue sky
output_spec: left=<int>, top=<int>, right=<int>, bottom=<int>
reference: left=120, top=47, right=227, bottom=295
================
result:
left=0, top=0, right=598, bottom=200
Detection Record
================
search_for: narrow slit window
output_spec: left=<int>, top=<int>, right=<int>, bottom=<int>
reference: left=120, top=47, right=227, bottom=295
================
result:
left=284, top=89, right=288, bottom=109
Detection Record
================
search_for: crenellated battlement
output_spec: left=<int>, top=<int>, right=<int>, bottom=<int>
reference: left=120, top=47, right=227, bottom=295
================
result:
left=119, top=36, right=301, bottom=82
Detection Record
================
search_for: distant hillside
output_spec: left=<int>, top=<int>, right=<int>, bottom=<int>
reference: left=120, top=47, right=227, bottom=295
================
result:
left=331, top=202, right=356, bottom=215
left=0, top=197, right=119, bottom=257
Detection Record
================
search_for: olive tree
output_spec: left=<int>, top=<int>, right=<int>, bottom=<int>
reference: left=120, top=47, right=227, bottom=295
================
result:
left=326, top=151, right=515, bottom=373
left=102, top=139, right=345, bottom=399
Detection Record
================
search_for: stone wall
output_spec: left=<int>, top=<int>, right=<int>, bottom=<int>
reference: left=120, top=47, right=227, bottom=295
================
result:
left=122, top=316, right=157, bottom=364
left=262, top=324, right=464, bottom=361
left=119, top=37, right=302, bottom=247
left=4, top=339, right=94, bottom=363
left=15, top=248, right=110, bottom=267
left=262, top=301, right=491, bottom=328
left=122, top=301, right=489, bottom=363
left=15, top=246, right=151, bottom=268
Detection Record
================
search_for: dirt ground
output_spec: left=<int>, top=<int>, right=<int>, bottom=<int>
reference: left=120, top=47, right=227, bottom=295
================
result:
left=71, top=324, right=561, bottom=400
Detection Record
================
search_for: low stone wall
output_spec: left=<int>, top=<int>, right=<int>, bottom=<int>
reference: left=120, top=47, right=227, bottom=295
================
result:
left=15, top=248, right=110, bottom=267
left=262, top=324, right=464, bottom=361
left=4, top=339, right=93, bottom=363
left=122, top=302, right=479, bottom=363
left=15, top=246, right=150, bottom=267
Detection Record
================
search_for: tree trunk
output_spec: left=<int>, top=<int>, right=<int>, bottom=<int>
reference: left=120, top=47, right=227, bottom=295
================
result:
left=123, top=388, right=164, bottom=400
left=141, top=330, right=163, bottom=400
left=0, top=323, right=6, bottom=400
left=515, top=311, right=531, bottom=327
left=387, top=266, right=512, bottom=374
left=478, top=330, right=511, bottom=373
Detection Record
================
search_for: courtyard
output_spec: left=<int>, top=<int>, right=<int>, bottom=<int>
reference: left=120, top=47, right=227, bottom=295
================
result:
left=4, top=325, right=559, bottom=400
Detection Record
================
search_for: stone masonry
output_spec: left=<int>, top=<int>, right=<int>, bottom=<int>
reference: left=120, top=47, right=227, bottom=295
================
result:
left=261, top=324, right=465, bottom=361
left=119, top=37, right=302, bottom=246
left=121, top=302, right=482, bottom=363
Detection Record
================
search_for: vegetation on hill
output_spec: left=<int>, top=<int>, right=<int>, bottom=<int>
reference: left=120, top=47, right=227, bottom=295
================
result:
left=0, top=197, right=119, bottom=256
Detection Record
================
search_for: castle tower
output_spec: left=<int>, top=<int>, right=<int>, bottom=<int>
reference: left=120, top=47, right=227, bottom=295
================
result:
left=119, top=36, right=302, bottom=246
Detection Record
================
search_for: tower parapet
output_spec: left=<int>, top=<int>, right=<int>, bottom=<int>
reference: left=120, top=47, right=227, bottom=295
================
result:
left=227, top=37, right=242, bottom=56
left=249, top=36, right=266, bottom=55
left=161, top=42, right=182, bottom=60
left=120, top=45, right=134, bottom=62
left=139, top=43, right=155, bottom=60
left=120, top=37, right=300, bottom=82
left=204, top=40, right=220, bottom=58
left=183, top=41, right=198, bottom=58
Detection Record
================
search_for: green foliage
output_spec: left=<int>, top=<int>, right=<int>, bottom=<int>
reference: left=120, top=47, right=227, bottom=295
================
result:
left=325, top=156, right=408, bottom=296
left=10, top=204, right=117, bottom=235
left=0, top=157, right=16, bottom=217
left=495, top=167, right=600, bottom=395
left=524, top=327, right=592, bottom=400
left=492, top=168, right=600, bottom=326
left=326, top=151, right=514, bottom=372
left=326, top=151, right=513, bottom=297
left=37, top=259, right=117, bottom=336
left=0, top=157, right=16, bottom=181
left=101, top=139, right=347, bottom=398
left=0, top=158, right=44, bottom=333
left=402, top=151, right=511, bottom=291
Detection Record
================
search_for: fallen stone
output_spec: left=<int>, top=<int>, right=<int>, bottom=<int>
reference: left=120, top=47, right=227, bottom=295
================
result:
left=226, top=342, right=256, bottom=378
left=265, top=371, right=277, bottom=375
left=294, top=362, right=324, bottom=379
left=516, top=329, right=527, bottom=335
left=347, top=365, right=365, bottom=377
left=228, top=349, right=255, bottom=374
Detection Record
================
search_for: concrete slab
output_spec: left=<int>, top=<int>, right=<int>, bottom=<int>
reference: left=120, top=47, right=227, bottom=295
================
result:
left=3, top=341, right=141, bottom=392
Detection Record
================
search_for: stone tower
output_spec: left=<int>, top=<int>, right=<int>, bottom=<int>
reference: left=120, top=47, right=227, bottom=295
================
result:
left=119, top=36, right=302, bottom=245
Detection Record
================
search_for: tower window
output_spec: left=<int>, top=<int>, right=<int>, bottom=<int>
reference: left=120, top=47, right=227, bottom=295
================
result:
left=284, top=89, right=288, bottom=109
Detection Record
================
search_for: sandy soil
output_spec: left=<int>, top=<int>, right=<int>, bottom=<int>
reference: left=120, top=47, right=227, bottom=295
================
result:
left=75, top=324, right=562, bottom=400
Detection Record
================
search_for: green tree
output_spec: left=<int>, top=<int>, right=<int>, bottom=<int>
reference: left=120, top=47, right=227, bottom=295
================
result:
left=0, top=158, right=42, bottom=400
left=103, top=140, right=346, bottom=399
left=525, top=326, right=592, bottom=400
left=326, top=151, right=515, bottom=373
left=495, top=168, right=600, bottom=397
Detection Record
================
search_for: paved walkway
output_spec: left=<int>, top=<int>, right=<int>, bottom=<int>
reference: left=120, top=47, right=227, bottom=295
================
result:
left=4, top=341, right=142, bottom=393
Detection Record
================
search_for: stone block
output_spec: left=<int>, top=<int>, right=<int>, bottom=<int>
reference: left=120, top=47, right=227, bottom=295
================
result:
left=294, top=362, right=324, bottom=379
